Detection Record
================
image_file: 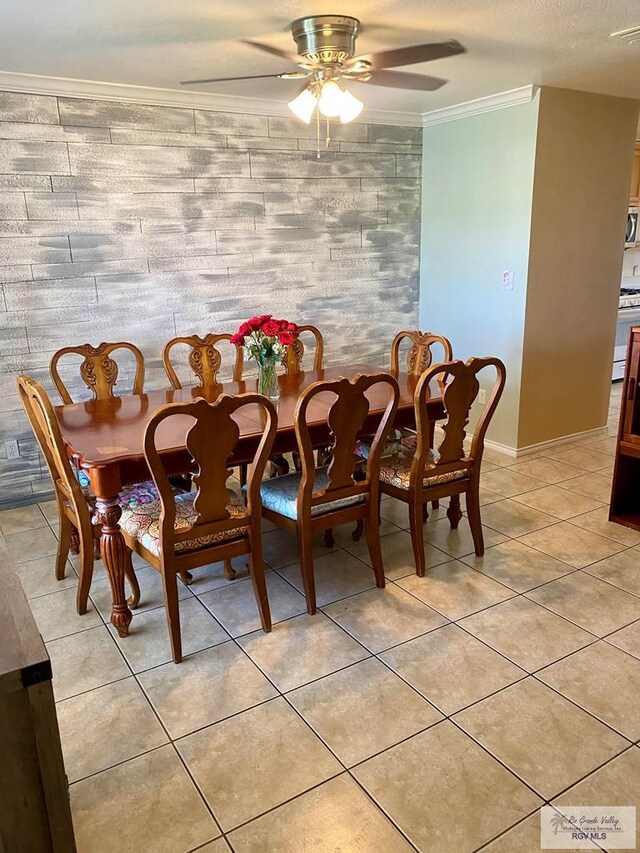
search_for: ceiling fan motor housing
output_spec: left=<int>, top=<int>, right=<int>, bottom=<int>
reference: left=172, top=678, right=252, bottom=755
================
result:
left=291, top=15, right=360, bottom=65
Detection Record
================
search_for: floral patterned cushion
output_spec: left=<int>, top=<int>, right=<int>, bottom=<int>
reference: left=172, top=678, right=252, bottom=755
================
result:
left=356, top=435, right=437, bottom=464
left=379, top=453, right=468, bottom=490
left=88, top=480, right=167, bottom=520
left=118, top=490, right=248, bottom=558
left=120, top=481, right=166, bottom=508
left=355, top=430, right=404, bottom=461
left=258, top=467, right=364, bottom=521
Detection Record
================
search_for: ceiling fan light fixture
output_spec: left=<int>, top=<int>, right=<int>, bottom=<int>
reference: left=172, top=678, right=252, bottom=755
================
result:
left=288, top=86, right=318, bottom=124
left=339, top=89, right=364, bottom=123
left=182, top=16, right=465, bottom=153
left=317, top=80, right=344, bottom=117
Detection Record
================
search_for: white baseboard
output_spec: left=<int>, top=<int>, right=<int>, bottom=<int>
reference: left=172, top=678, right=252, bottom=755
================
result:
left=482, top=438, right=519, bottom=459
left=483, top=425, right=608, bottom=459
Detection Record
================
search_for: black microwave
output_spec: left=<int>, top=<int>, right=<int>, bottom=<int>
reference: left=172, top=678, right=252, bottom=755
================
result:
left=627, top=208, right=638, bottom=248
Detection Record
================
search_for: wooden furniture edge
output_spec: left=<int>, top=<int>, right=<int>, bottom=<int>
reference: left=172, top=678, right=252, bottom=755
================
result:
left=0, top=533, right=77, bottom=852
left=0, top=536, right=51, bottom=695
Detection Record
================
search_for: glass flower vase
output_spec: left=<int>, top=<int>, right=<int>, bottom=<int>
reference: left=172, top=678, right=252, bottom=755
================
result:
left=257, top=357, right=279, bottom=400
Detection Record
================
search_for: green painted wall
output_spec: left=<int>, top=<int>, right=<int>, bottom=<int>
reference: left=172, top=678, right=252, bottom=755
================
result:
left=420, top=95, right=540, bottom=448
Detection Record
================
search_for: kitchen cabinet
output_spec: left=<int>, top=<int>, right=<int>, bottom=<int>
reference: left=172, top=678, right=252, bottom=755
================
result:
left=630, top=142, right=640, bottom=205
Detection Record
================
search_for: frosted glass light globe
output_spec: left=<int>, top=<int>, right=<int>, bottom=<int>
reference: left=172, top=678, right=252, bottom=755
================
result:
left=318, top=81, right=344, bottom=118
left=339, top=89, right=364, bottom=123
left=288, top=87, right=318, bottom=124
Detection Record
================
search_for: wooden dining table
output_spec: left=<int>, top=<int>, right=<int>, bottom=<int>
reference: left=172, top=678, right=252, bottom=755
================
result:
left=54, top=363, right=447, bottom=636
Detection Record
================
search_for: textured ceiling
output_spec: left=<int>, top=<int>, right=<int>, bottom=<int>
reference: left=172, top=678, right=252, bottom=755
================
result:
left=2, top=0, right=640, bottom=114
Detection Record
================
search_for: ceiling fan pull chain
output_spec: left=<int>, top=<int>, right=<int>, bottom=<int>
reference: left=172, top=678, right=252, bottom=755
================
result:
left=326, top=114, right=331, bottom=149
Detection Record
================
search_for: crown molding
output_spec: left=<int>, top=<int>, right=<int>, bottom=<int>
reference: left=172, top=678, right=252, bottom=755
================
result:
left=0, top=69, right=538, bottom=128
left=0, top=69, right=423, bottom=126
left=422, top=85, right=538, bottom=126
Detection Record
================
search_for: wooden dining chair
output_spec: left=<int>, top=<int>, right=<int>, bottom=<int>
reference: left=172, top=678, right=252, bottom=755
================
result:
left=273, top=324, right=326, bottom=477
left=117, top=393, right=277, bottom=663
left=390, top=330, right=454, bottom=512
left=17, top=375, right=142, bottom=615
left=391, top=330, right=453, bottom=378
left=49, top=341, right=157, bottom=528
left=391, top=329, right=453, bottom=447
left=282, top=325, right=324, bottom=375
left=259, top=373, right=399, bottom=614
left=50, top=341, right=145, bottom=404
left=163, top=333, right=248, bottom=496
left=377, top=356, right=506, bottom=576
left=162, top=333, right=244, bottom=389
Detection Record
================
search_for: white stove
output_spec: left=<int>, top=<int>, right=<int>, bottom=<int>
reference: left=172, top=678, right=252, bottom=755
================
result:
left=619, top=287, right=640, bottom=309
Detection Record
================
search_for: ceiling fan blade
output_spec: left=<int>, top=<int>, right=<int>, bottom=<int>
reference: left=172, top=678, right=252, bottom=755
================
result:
left=355, top=69, right=448, bottom=91
left=346, top=39, right=465, bottom=71
left=180, top=72, right=308, bottom=85
left=241, top=39, right=301, bottom=64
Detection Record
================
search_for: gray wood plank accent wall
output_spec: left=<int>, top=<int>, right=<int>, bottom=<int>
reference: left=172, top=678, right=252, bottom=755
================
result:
left=0, top=91, right=421, bottom=507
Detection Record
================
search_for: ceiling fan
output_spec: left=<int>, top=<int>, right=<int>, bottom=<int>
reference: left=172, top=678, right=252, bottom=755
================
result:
left=180, top=15, right=465, bottom=128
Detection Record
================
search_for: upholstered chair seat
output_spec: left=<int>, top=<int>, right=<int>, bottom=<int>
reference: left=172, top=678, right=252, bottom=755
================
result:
left=76, top=471, right=181, bottom=515
left=117, top=491, right=248, bottom=559
left=257, top=468, right=365, bottom=521
left=80, top=476, right=160, bottom=508
left=378, top=453, right=469, bottom=490
left=76, top=469, right=91, bottom=488
left=356, top=438, right=461, bottom=489
left=400, top=433, right=418, bottom=451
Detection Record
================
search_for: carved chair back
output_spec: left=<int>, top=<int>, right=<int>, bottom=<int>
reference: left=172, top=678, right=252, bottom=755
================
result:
left=143, top=394, right=276, bottom=563
left=50, top=342, right=145, bottom=404
left=17, top=375, right=89, bottom=526
left=162, top=334, right=244, bottom=390
left=294, top=373, right=399, bottom=518
left=283, top=325, right=324, bottom=376
left=391, top=330, right=453, bottom=378
left=408, top=357, right=506, bottom=488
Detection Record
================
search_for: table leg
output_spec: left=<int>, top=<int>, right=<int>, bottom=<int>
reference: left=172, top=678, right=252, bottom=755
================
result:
left=94, top=493, right=132, bottom=637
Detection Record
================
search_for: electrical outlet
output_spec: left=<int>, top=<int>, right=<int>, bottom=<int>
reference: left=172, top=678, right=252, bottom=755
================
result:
left=478, top=389, right=486, bottom=404
left=5, top=439, right=19, bottom=460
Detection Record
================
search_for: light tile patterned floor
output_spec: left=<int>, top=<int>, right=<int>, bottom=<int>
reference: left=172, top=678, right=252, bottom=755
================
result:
left=3, top=384, right=640, bottom=852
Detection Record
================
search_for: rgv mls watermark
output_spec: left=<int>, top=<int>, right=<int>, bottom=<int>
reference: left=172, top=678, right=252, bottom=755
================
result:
left=541, top=806, right=636, bottom=849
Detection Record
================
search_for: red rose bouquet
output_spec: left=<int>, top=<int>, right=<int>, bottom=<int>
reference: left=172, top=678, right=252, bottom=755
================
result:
left=231, top=315, right=300, bottom=399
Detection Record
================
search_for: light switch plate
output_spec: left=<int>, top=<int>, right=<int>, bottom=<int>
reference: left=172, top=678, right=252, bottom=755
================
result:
left=502, top=270, right=514, bottom=290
